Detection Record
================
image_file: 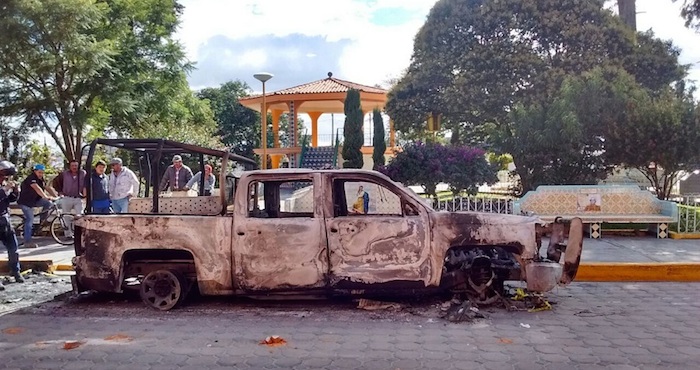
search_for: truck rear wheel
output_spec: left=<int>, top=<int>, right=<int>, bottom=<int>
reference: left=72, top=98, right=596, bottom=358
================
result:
left=139, top=269, right=188, bottom=311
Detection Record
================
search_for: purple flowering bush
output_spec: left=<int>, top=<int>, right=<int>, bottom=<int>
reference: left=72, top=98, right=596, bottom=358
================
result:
left=379, top=142, right=497, bottom=198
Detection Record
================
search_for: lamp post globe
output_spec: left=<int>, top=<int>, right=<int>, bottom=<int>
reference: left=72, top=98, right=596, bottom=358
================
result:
left=254, top=72, right=273, bottom=169
left=254, top=72, right=274, bottom=83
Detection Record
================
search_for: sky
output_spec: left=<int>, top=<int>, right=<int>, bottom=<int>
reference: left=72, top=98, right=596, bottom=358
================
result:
left=174, top=0, right=700, bottom=146
left=29, top=0, right=700, bottom=149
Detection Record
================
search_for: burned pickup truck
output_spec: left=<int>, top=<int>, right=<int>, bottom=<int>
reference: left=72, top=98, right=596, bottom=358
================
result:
left=73, top=139, right=583, bottom=310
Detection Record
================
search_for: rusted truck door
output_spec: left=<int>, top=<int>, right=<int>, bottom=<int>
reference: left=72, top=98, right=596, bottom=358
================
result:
left=232, top=174, right=328, bottom=291
left=324, top=176, right=434, bottom=288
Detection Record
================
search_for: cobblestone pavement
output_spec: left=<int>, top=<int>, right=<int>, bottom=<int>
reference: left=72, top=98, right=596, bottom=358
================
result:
left=0, top=283, right=699, bottom=369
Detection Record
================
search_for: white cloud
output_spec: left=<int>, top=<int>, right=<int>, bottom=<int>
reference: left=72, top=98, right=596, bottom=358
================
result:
left=235, top=48, right=268, bottom=67
left=177, top=0, right=435, bottom=86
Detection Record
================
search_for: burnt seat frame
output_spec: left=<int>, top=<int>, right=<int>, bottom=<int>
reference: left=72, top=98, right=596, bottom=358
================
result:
left=82, top=139, right=257, bottom=216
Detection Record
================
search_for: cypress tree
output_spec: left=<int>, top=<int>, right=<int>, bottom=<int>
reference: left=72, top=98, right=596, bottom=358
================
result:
left=342, top=89, right=364, bottom=168
left=372, top=108, right=386, bottom=169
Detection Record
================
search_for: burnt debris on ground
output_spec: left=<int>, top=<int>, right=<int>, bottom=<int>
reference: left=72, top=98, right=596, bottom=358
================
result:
left=0, top=270, right=72, bottom=315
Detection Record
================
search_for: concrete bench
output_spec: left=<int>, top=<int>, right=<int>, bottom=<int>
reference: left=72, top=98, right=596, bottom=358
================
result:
left=513, top=185, right=678, bottom=238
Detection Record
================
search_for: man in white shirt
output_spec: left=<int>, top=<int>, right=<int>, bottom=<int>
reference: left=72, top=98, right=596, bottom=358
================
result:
left=108, top=158, right=140, bottom=213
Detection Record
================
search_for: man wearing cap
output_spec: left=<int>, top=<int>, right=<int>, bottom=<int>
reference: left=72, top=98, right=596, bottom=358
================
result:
left=108, top=158, right=140, bottom=213
left=159, top=155, right=193, bottom=196
left=17, top=164, right=58, bottom=248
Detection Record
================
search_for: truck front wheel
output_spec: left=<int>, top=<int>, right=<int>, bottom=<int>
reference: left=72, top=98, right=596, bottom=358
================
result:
left=139, top=269, right=188, bottom=311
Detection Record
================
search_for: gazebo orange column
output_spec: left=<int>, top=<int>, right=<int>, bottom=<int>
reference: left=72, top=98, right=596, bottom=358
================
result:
left=271, top=109, right=283, bottom=168
left=307, top=112, right=322, bottom=147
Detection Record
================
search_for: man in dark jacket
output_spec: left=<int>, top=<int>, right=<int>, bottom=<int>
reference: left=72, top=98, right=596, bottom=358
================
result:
left=91, top=160, right=111, bottom=213
left=0, top=160, right=24, bottom=290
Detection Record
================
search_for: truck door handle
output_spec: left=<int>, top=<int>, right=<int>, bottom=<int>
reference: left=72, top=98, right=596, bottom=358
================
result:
left=330, top=227, right=338, bottom=233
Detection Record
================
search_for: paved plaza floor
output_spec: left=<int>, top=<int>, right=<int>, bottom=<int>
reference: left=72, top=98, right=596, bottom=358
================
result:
left=1, top=283, right=699, bottom=369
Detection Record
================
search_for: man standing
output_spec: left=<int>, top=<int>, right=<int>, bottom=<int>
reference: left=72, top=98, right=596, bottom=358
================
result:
left=17, top=164, right=57, bottom=248
left=91, top=160, right=111, bottom=214
left=160, top=155, right=193, bottom=196
left=185, top=164, right=216, bottom=196
left=51, top=160, right=86, bottom=237
left=0, top=160, right=24, bottom=290
left=108, top=158, right=139, bottom=213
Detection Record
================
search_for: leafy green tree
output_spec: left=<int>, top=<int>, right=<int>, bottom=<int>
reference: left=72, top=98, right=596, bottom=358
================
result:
left=492, top=67, right=640, bottom=193
left=372, top=109, right=386, bottom=169
left=675, top=0, right=700, bottom=30
left=17, top=140, right=59, bottom=178
left=0, top=0, right=192, bottom=161
left=197, top=81, right=259, bottom=156
left=604, top=83, right=700, bottom=199
left=342, top=89, right=363, bottom=168
left=387, top=0, right=685, bottom=143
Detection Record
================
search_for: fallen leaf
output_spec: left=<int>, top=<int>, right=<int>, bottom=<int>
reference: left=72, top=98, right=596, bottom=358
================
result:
left=498, top=338, right=513, bottom=344
left=259, top=335, right=287, bottom=347
left=63, top=341, right=84, bottom=350
left=2, top=327, right=24, bottom=335
left=104, top=334, right=133, bottom=342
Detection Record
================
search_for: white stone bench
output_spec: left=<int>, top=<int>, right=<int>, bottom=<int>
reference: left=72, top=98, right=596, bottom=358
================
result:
left=513, top=185, right=678, bottom=238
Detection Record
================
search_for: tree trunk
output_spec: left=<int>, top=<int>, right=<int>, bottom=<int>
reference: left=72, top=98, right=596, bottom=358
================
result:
left=618, top=0, right=637, bottom=30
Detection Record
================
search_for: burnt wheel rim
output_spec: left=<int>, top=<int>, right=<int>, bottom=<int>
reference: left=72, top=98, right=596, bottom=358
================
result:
left=140, top=270, right=182, bottom=311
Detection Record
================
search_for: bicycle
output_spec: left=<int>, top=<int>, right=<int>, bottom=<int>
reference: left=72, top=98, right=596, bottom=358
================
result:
left=10, top=199, right=75, bottom=246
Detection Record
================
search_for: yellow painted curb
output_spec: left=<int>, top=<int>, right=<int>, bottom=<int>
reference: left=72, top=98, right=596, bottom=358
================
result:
left=669, top=231, right=700, bottom=240
left=576, top=262, right=700, bottom=282
left=1, top=259, right=55, bottom=273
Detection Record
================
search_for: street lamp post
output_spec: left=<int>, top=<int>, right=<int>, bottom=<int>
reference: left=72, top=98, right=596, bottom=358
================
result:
left=254, top=72, right=274, bottom=169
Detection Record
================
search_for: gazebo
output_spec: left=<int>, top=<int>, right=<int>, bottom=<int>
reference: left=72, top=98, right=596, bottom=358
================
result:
left=239, top=72, right=397, bottom=169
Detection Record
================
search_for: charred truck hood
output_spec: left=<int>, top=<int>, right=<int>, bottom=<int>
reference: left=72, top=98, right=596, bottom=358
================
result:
left=431, top=211, right=541, bottom=261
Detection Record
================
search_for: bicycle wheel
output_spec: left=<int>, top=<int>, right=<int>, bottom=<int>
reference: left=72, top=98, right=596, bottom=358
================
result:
left=50, top=215, right=74, bottom=245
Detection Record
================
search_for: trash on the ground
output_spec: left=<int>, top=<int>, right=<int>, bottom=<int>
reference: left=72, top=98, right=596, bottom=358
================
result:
left=439, top=300, right=486, bottom=323
left=505, top=286, right=553, bottom=313
left=520, top=323, right=531, bottom=328
left=512, top=288, right=528, bottom=301
left=2, top=327, right=24, bottom=334
left=2, top=298, right=23, bottom=304
left=259, top=335, right=287, bottom=347
left=63, top=340, right=84, bottom=350
left=357, top=298, right=402, bottom=311
left=499, top=338, right=513, bottom=344
left=104, top=334, right=132, bottom=342
left=527, top=296, right=553, bottom=312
